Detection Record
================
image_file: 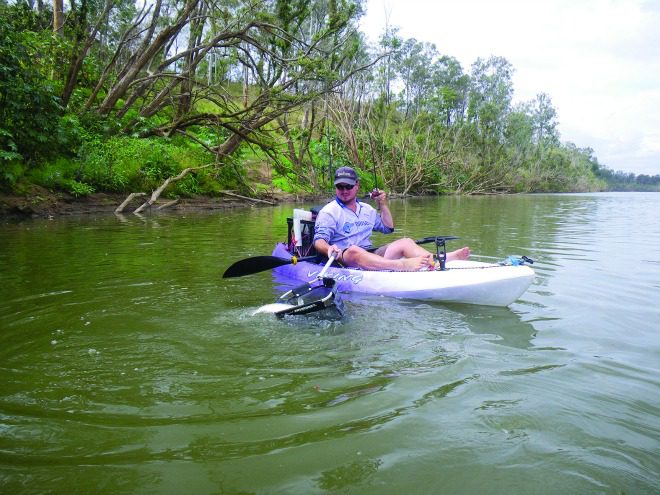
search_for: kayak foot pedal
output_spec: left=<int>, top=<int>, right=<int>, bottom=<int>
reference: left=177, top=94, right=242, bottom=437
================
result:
left=271, top=279, right=344, bottom=318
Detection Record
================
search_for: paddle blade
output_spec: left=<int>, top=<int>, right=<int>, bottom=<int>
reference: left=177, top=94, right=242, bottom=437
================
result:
left=223, top=256, right=293, bottom=278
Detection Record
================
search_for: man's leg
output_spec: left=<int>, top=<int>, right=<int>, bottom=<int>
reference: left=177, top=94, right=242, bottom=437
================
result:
left=341, top=244, right=429, bottom=271
left=381, top=238, right=470, bottom=261
left=380, top=238, right=432, bottom=260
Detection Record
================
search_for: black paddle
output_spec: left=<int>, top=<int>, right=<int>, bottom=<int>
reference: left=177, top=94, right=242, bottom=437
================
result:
left=222, top=235, right=459, bottom=278
left=222, top=254, right=320, bottom=278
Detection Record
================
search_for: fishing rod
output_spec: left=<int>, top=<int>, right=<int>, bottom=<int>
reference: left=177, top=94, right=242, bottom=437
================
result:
left=370, top=161, right=379, bottom=199
left=358, top=162, right=379, bottom=201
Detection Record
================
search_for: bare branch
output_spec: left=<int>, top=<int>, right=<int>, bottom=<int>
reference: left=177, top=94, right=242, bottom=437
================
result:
left=115, top=192, right=146, bottom=214
left=133, top=163, right=212, bottom=214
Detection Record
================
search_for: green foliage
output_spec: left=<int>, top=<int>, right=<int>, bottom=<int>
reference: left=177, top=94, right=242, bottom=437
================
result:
left=271, top=155, right=314, bottom=194
left=0, top=5, right=75, bottom=163
left=76, top=136, right=210, bottom=194
left=213, top=162, right=244, bottom=191
left=0, top=129, right=22, bottom=164
left=272, top=174, right=293, bottom=193
left=27, top=157, right=95, bottom=196
left=593, top=165, right=659, bottom=191
left=65, top=179, right=96, bottom=197
left=0, top=159, right=27, bottom=190
left=174, top=174, right=202, bottom=196
left=310, top=133, right=353, bottom=176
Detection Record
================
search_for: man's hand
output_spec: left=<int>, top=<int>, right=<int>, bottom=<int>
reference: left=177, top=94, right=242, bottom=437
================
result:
left=371, top=189, right=388, bottom=209
left=314, top=239, right=341, bottom=260
left=328, top=244, right=342, bottom=260
left=371, top=189, right=394, bottom=229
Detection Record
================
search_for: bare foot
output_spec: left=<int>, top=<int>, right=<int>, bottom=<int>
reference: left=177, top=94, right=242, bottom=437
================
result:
left=400, top=254, right=432, bottom=271
left=447, top=246, right=470, bottom=261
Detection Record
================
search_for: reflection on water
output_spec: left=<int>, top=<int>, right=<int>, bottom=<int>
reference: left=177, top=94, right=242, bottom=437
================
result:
left=445, top=304, right=538, bottom=350
left=272, top=265, right=538, bottom=350
left=1, top=193, right=659, bottom=493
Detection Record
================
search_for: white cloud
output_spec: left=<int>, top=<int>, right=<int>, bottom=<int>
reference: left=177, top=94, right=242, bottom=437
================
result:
left=360, top=0, right=660, bottom=175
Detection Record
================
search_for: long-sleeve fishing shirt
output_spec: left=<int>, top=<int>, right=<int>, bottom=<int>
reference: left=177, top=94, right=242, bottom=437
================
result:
left=313, top=197, right=394, bottom=250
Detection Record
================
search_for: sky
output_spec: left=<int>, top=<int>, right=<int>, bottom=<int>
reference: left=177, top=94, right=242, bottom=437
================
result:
left=359, top=0, right=660, bottom=176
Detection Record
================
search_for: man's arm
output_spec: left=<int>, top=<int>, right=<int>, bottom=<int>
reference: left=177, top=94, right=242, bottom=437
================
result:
left=374, top=191, right=394, bottom=229
left=314, top=239, right=341, bottom=259
left=313, top=208, right=341, bottom=259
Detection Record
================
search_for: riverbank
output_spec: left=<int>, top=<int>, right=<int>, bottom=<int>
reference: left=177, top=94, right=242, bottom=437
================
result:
left=0, top=187, right=427, bottom=219
left=0, top=187, right=321, bottom=219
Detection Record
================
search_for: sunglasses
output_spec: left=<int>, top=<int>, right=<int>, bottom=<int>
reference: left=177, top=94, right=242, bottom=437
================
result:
left=336, top=183, right=355, bottom=190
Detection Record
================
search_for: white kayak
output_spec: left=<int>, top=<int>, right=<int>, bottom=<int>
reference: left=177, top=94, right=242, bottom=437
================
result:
left=271, top=243, right=534, bottom=307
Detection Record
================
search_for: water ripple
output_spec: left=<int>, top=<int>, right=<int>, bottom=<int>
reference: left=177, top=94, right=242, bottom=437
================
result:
left=1, top=195, right=659, bottom=493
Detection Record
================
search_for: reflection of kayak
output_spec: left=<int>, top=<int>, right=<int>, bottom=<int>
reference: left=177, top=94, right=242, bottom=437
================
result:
left=272, top=243, right=534, bottom=307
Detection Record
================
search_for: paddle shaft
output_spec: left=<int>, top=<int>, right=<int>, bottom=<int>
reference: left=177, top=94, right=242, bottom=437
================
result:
left=317, top=254, right=336, bottom=279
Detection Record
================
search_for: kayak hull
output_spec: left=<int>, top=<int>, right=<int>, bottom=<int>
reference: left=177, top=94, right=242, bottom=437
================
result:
left=272, top=243, right=534, bottom=307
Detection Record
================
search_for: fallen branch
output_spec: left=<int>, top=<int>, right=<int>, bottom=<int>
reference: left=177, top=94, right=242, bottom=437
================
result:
left=157, top=199, right=179, bottom=210
left=134, top=164, right=212, bottom=214
left=115, top=192, right=146, bottom=213
left=218, top=190, right=274, bottom=205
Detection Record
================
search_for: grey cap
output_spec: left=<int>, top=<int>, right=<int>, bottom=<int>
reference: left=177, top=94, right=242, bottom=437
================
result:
left=334, top=166, right=358, bottom=186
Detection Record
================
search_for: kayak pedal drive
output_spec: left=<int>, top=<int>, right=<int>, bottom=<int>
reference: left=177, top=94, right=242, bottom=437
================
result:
left=253, top=254, right=345, bottom=318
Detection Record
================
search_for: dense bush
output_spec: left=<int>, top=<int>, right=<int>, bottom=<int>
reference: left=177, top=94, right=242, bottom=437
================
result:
left=0, top=6, right=78, bottom=166
left=77, top=136, right=211, bottom=195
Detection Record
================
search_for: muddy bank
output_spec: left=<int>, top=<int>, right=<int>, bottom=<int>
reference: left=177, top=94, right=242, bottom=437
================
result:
left=0, top=187, right=320, bottom=220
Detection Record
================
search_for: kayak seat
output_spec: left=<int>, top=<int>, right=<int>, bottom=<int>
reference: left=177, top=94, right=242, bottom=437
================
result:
left=287, top=216, right=318, bottom=257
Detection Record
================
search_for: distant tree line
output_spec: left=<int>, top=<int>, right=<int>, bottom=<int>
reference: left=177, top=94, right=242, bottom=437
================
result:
left=593, top=168, right=660, bottom=192
left=1, top=0, right=654, bottom=199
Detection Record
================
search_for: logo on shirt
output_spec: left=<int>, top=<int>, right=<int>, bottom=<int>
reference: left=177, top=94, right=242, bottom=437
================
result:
left=342, top=222, right=353, bottom=234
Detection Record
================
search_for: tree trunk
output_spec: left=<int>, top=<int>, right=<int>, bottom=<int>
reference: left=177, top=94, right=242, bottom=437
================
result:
left=242, top=62, right=249, bottom=108
left=177, top=1, right=205, bottom=119
left=53, top=0, right=64, bottom=36
left=61, top=0, right=115, bottom=108
left=98, top=0, right=199, bottom=115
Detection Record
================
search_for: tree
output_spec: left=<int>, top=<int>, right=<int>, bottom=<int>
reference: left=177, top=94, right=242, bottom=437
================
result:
left=0, top=4, right=65, bottom=165
left=58, top=0, right=368, bottom=167
left=531, top=92, right=559, bottom=145
left=395, top=38, right=435, bottom=118
left=374, top=24, right=401, bottom=105
left=61, top=0, right=116, bottom=107
left=1, top=1, right=618, bottom=196
left=429, top=55, right=468, bottom=127
left=468, top=55, right=514, bottom=141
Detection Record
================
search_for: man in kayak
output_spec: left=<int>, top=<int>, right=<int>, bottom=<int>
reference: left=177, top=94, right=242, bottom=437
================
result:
left=313, top=166, right=470, bottom=271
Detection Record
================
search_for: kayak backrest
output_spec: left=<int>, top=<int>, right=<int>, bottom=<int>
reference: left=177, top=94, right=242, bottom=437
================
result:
left=287, top=211, right=317, bottom=256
